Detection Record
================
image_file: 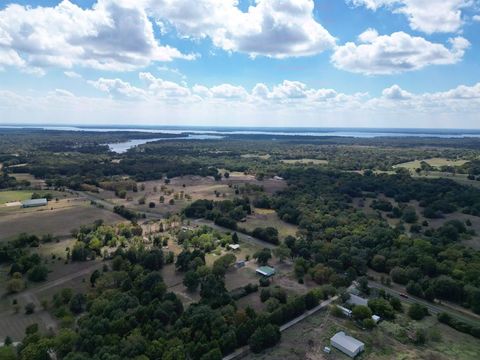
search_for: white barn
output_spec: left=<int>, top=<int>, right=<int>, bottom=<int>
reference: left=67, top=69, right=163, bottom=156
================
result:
left=331, top=332, right=365, bottom=358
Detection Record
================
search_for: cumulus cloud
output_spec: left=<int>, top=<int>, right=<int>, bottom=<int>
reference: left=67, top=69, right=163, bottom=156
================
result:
left=148, top=0, right=336, bottom=58
left=331, top=29, right=470, bottom=75
left=348, top=0, right=473, bottom=33
left=474, top=15, right=480, bottom=21
left=382, top=85, right=413, bottom=100
left=0, top=0, right=194, bottom=73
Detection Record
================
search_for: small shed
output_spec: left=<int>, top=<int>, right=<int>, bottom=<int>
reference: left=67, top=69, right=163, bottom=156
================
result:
left=337, top=305, right=352, bottom=318
left=229, top=244, right=240, bottom=251
left=331, top=332, right=365, bottom=358
left=22, top=198, right=48, bottom=208
left=347, top=294, right=368, bottom=307
left=256, top=266, right=276, bottom=277
left=372, top=315, right=381, bottom=323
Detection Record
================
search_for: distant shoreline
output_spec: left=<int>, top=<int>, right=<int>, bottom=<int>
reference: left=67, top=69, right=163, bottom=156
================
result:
left=2, top=124, right=480, bottom=138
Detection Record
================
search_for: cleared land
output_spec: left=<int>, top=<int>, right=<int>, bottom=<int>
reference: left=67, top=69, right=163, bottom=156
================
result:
left=240, top=208, right=299, bottom=240
left=393, top=158, right=468, bottom=170
left=0, top=200, right=124, bottom=240
left=281, top=159, right=329, bottom=165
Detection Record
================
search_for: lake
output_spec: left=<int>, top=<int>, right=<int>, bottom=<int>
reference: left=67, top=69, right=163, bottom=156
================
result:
left=107, top=134, right=224, bottom=153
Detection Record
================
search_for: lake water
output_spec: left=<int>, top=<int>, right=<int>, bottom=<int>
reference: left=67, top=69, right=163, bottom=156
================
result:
left=108, top=134, right=224, bottom=153
left=2, top=125, right=480, bottom=139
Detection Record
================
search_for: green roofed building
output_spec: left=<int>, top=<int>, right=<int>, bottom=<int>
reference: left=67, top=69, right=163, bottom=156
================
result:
left=256, top=266, right=276, bottom=277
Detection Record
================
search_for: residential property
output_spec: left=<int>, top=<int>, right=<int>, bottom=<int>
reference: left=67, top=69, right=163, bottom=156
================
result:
left=21, top=198, right=48, bottom=208
left=330, top=332, right=365, bottom=358
left=347, top=293, right=368, bottom=307
left=256, top=266, right=276, bottom=277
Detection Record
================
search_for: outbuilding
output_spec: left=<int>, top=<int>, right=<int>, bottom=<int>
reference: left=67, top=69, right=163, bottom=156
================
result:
left=21, top=198, right=48, bottom=208
left=347, top=294, right=368, bottom=307
left=229, top=244, right=240, bottom=251
left=256, top=266, right=276, bottom=277
left=330, top=332, right=365, bottom=358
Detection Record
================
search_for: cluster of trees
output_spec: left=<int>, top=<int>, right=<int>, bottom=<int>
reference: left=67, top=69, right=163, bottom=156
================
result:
left=113, top=205, right=145, bottom=221
left=271, top=168, right=480, bottom=313
left=177, top=226, right=235, bottom=252
left=71, top=221, right=143, bottom=261
left=184, top=198, right=252, bottom=230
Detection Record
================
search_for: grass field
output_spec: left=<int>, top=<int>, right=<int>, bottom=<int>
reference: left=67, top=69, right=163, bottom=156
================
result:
left=240, top=208, right=299, bottom=240
left=0, top=190, right=34, bottom=204
left=393, top=158, right=468, bottom=170
left=281, top=159, right=329, bottom=165
left=0, top=201, right=124, bottom=240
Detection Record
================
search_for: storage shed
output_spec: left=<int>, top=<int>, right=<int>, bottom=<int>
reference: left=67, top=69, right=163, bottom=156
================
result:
left=22, top=198, right=48, bottom=208
left=330, top=332, right=365, bottom=358
left=256, top=266, right=276, bottom=277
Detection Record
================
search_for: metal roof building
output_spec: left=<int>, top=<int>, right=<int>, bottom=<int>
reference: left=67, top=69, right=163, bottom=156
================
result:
left=331, top=332, right=365, bottom=358
left=347, top=294, right=368, bottom=307
left=22, top=198, right=48, bottom=208
left=256, top=266, right=276, bottom=277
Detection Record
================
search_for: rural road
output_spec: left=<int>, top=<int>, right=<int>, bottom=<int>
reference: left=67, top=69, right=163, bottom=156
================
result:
left=222, top=296, right=338, bottom=360
left=369, top=281, right=480, bottom=327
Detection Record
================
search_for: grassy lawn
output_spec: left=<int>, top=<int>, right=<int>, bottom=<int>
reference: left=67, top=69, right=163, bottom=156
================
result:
left=393, top=158, right=468, bottom=170
left=240, top=208, right=299, bottom=240
left=0, top=190, right=34, bottom=204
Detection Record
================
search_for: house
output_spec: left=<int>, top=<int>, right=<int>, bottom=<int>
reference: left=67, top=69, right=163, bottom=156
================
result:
left=347, top=294, right=368, bottom=307
left=330, top=332, right=365, bottom=358
left=229, top=244, right=240, bottom=251
left=337, top=305, right=352, bottom=318
left=21, top=198, right=48, bottom=208
left=256, top=266, right=276, bottom=277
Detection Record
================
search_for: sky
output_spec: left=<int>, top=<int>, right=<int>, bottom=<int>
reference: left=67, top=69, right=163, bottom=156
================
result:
left=0, top=0, right=479, bottom=128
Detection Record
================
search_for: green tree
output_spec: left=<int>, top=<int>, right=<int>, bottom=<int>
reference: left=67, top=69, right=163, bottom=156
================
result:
left=183, top=271, right=200, bottom=292
left=249, top=324, right=281, bottom=353
left=352, top=305, right=372, bottom=321
left=408, top=303, right=428, bottom=320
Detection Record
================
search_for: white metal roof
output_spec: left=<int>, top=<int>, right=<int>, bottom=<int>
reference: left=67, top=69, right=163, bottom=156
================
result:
left=331, top=332, right=365, bottom=353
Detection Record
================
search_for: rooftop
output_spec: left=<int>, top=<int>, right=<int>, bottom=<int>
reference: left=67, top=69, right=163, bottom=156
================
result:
left=347, top=294, right=368, bottom=306
left=22, top=198, right=48, bottom=206
left=331, top=332, right=365, bottom=353
left=256, top=266, right=276, bottom=277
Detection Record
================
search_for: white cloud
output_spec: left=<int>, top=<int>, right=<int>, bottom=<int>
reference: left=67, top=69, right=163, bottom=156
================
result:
left=64, top=71, right=82, bottom=79
left=348, top=0, right=473, bottom=33
left=473, top=14, right=480, bottom=21
left=148, top=0, right=336, bottom=58
left=382, top=84, right=413, bottom=100
left=0, top=0, right=194, bottom=73
left=2, top=81, right=480, bottom=128
left=331, top=29, right=469, bottom=75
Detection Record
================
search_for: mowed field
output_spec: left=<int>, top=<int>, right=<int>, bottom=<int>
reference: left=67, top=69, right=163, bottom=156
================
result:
left=281, top=158, right=329, bottom=165
left=393, top=158, right=468, bottom=170
left=0, top=198, right=124, bottom=240
left=240, top=208, right=299, bottom=240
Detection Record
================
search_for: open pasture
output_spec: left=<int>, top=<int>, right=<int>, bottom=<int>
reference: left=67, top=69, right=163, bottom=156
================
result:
left=394, top=158, right=468, bottom=170
left=240, top=208, right=299, bottom=240
left=0, top=200, right=123, bottom=240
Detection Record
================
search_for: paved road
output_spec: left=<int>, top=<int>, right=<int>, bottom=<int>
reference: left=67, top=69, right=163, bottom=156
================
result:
left=222, top=296, right=338, bottom=360
left=369, top=281, right=480, bottom=327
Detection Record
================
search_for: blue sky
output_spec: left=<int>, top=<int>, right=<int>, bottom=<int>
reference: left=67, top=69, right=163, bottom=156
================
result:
left=0, top=0, right=479, bottom=128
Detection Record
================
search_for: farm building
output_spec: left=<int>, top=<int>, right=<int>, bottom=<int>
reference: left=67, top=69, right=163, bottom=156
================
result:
left=256, top=266, right=276, bottom=277
left=330, top=332, right=365, bottom=358
left=21, top=198, right=48, bottom=208
left=337, top=305, right=352, bottom=318
left=347, top=294, right=368, bottom=307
